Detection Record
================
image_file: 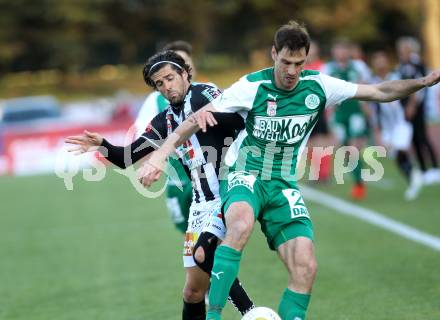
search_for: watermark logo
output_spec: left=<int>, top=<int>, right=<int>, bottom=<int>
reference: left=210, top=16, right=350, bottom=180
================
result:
left=58, top=123, right=387, bottom=199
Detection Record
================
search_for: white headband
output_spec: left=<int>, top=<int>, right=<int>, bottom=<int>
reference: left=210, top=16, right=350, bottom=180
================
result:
left=148, top=60, right=183, bottom=75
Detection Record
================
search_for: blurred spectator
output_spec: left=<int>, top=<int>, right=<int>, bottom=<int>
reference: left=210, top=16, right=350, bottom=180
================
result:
left=323, top=39, right=370, bottom=200
left=305, top=40, right=332, bottom=182
left=395, top=37, right=440, bottom=185
left=350, top=43, right=373, bottom=83
left=370, top=51, right=423, bottom=199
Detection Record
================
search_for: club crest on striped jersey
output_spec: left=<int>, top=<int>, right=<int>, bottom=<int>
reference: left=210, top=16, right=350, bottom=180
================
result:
left=305, top=94, right=320, bottom=109
left=267, top=100, right=277, bottom=116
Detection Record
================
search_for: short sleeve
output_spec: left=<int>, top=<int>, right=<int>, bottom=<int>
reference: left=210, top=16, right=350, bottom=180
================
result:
left=211, top=76, right=261, bottom=113
left=190, top=83, right=222, bottom=112
left=318, top=73, right=358, bottom=107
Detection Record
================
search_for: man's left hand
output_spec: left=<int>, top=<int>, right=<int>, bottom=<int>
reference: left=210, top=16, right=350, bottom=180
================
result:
left=424, top=70, right=440, bottom=87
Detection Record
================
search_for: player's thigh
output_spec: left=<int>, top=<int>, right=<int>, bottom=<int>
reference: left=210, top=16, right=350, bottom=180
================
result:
left=220, top=171, right=263, bottom=221
left=261, top=187, right=314, bottom=251
left=183, top=201, right=215, bottom=268
left=220, top=171, right=263, bottom=249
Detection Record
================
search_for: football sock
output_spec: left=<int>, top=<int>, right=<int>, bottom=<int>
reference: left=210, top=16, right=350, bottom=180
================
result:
left=353, top=154, right=363, bottom=184
left=193, top=232, right=254, bottom=315
left=207, top=245, right=241, bottom=319
left=182, top=300, right=205, bottom=320
left=228, top=278, right=255, bottom=315
left=278, top=288, right=311, bottom=320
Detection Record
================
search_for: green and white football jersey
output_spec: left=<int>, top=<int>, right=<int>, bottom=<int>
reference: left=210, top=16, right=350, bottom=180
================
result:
left=212, top=68, right=358, bottom=186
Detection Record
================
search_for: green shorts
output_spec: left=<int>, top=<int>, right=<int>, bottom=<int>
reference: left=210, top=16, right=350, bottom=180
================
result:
left=166, top=181, right=192, bottom=233
left=166, top=158, right=192, bottom=233
left=333, top=111, right=369, bottom=144
left=220, top=171, right=314, bottom=250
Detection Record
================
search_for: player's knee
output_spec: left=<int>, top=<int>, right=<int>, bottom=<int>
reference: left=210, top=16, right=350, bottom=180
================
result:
left=294, top=255, right=318, bottom=281
left=227, top=204, right=254, bottom=236
left=194, top=246, right=205, bottom=264
left=306, top=257, right=318, bottom=279
left=183, top=284, right=205, bottom=303
left=193, top=232, right=217, bottom=274
left=233, top=219, right=253, bottom=237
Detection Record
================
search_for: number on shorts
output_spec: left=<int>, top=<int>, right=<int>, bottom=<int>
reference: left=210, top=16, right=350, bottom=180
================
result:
left=282, top=189, right=309, bottom=219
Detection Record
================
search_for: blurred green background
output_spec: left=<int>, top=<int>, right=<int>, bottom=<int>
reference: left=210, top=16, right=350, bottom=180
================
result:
left=0, top=0, right=438, bottom=99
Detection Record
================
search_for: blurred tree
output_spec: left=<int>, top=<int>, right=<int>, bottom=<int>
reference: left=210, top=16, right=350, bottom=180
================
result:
left=0, top=0, right=426, bottom=73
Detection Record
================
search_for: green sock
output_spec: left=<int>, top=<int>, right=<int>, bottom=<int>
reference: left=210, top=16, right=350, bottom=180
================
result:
left=206, top=245, right=242, bottom=320
left=353, top=154, right=363, bottom=184
left=278, top=288, right=311, bottom=320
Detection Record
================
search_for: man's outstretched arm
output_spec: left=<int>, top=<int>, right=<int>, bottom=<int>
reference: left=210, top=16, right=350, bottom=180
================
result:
left=138, top=104, right=245, bottom=187
left=65, top=130, right=156, bottom=169
left=150, top=103, right=219, bottom=160
left=354, top=70, right=440, bottom=102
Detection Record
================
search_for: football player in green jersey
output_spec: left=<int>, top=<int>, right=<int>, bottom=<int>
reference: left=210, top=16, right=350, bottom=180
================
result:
left=140, top=21, right=440, bottom=320
left=323, top=39, right=371, bottom=200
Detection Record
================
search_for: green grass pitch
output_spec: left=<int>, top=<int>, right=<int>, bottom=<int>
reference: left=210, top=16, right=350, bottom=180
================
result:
left=1, top=160, right=439, bottom=320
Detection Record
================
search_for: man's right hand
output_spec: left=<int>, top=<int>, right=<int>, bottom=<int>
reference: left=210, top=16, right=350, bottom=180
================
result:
left=65, top=130, right=103, bottom=155
left=192, top=104, right=218, bottom=132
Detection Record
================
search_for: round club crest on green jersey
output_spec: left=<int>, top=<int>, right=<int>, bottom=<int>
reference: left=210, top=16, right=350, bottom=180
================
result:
left=305, top=94, right=320, bottom=109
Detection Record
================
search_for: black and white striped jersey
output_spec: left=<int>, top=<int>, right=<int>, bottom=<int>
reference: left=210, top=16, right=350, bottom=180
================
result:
left=101, top=83, right=244, bottom=203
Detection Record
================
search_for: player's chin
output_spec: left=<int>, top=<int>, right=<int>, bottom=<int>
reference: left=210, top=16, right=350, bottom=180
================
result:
left=169, top=96, right=183, bottom=105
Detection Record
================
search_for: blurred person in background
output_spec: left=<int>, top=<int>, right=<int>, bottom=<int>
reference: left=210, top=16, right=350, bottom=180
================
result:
left=66, top=50, right=255, bottom=320
left=350, top=42, right=373, bottom=83
left=304, top=40, right=332, bottom=182
left=370, top=51, right=423, bottom=200
left=395, top=37, right=440, bottom=185
left=323, top=39, right=371, bottom=200
left=134, top=41, right=195, bottom=235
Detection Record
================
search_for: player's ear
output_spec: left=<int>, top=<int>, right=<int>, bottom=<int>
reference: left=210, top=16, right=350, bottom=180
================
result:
left=271, top=46, right=277, bottom=62
left=181, top=69, right=189, bottom=81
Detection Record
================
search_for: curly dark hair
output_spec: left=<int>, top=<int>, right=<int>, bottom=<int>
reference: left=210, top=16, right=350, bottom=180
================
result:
left=143, top=50, right=192, bottom=88
left=274, top=20, right=310, bottom=54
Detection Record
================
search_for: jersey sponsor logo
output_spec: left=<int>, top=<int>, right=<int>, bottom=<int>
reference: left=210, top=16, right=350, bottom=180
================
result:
left=201, top=87, right=221, bottom=101
left=282, top=189, right=310, bottom=219
left=267, top=100, right=277, bottom=116
left=227, top=171, right=256, bottom=192
left=305, top=94, right=320, bottom=109
left=253, top=113, right=317, bottom=144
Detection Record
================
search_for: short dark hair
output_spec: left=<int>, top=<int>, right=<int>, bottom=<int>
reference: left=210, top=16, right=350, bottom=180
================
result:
left=163, top=40, right=193, bottom=56
left=143, top=50, right=192, bottom=88
left=273, top=20, right=310, bottom=54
